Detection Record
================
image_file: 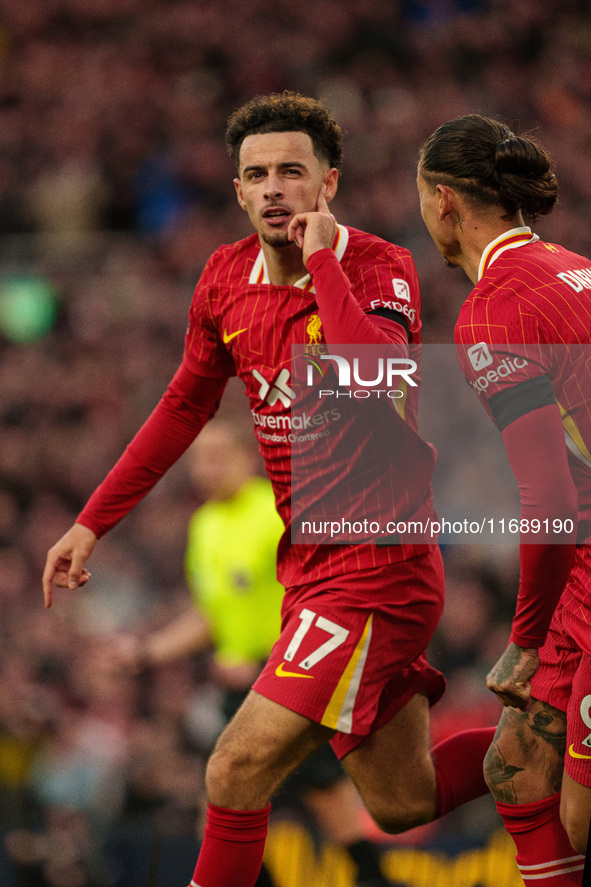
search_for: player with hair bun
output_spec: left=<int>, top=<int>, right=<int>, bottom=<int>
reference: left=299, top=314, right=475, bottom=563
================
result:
left=418, top=114, right=590, bottom=884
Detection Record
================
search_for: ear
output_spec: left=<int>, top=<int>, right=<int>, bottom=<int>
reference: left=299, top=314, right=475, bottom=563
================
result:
left=436, top=184, right=458, bottom=222
left=233, top=177, right=247, bottom=212
left=322, top=168, right=339, bottom=204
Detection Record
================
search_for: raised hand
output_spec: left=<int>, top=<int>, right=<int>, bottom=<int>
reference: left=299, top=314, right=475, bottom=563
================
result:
left=287, top=185, right=337, bottom=265
left=486, top=642, right=540, bottom=710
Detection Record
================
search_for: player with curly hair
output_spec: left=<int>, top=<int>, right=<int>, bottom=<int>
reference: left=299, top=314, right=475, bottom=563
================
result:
left=44, top=93, right=493, bottom=887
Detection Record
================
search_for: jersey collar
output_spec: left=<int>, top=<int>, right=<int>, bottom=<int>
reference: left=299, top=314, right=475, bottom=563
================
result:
left=248, top=224, right=349, bottom=290
left=478, top=227, right=540, bottom=281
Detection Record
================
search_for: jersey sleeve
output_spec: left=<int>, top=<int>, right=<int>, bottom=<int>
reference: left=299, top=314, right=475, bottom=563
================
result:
left=501, top=406, right=577, bottom=646
left=77, top=365, right=226, bottom=537
left=455, top=294, right=578, bottom=647
left=455, top=295, right=554, bottom=423
left=306, top=248, right=409, bottom=347
left=183, top=269, right=236, bottom=378
left=352, top=244, right=422, bottom=338
left=488, top=376, right=557, bottom=431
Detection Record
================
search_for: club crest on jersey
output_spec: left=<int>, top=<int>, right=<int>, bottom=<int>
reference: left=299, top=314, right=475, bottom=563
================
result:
left=305, top=313, right=326, bottom=357
left=307, top=314, right=322, bottom=343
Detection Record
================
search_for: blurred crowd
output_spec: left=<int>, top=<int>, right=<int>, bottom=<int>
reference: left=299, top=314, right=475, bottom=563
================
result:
left=0, top=0, right=590, bottom=884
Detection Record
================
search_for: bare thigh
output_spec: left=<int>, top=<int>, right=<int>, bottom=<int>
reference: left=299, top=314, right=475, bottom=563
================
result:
left=205, top=687, right=436, bottom=832
left=342, top=691, right=436, bottom=833
left=560, top=770, right=591, bottom=856
left=205, top=690, right=335, bottom=809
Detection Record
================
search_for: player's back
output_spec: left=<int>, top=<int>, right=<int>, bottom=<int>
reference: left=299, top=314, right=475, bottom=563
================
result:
left=456, top=237, right=591, bottom=529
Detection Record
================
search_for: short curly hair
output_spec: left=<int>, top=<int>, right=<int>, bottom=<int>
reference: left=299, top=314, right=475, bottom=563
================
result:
left=225, top=91, right=343, bottom=171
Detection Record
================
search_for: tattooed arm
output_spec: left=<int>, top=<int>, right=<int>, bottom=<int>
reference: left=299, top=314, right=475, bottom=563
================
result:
left=486, top=642, right=540, bottom=710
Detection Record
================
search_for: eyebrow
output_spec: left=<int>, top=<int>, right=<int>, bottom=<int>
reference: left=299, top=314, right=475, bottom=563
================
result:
left=241, top=161, right=308, bottom=175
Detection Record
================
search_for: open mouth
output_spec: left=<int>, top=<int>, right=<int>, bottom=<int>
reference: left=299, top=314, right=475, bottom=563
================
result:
left=262, top=207, right=291, bottom=225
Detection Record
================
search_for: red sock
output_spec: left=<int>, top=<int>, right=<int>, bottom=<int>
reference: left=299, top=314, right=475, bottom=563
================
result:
left=190, top=803, right=271, bottom=887
left=497, top=793, right=586, bottom=884
left=432, top=726, right=496, bottom=817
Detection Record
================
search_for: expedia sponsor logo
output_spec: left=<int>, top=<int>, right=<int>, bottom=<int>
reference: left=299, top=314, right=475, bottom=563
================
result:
left=369, top=297, right=416, bottom=325
left=467, top=342, right=493, bottom=371
left=392, top=278, right=411, bottom=302
left=470, top=355, right=529, bottom=394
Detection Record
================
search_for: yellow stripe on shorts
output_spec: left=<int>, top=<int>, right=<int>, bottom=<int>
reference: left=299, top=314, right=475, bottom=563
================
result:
left=321, top=614, right=373, bottom=732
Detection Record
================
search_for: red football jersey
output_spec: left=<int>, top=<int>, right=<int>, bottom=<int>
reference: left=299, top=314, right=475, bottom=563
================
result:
left=183, top=225, right=436, bottom=587
left=455, top=227, right=591, bottom=616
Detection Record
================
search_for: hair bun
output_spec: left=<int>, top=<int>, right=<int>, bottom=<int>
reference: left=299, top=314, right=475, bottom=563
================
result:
left=494, top=136, right=550, bottom=178
left=419, top=114, right=558, bottom=220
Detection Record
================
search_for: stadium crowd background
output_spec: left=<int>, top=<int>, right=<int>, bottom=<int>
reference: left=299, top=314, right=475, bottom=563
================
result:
left=0, top=0, right=589, bottom=884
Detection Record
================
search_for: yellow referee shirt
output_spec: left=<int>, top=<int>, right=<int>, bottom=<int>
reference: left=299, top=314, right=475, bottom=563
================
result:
left=184, top=476, right=284, bottom=667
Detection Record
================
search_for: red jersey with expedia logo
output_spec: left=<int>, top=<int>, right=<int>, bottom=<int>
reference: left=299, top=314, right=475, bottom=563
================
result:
left=183, top=225, right=436, bottom=587
left=455, top=227, right=591, bottom=619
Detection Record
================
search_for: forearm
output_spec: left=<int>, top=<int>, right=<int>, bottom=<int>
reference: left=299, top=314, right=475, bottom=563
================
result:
left=144, top=609, right=212, bottom=666
left=510, top=543, right=576, bottom=647
left=306, top=249, right=408, bottom=346
left=501, top=405, right=578, bottom=647
left=78, top=365, right=227, bottom=537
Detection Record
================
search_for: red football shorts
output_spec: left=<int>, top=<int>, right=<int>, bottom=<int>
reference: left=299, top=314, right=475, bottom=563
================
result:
left=253, top=548, right=445, bottom=759
left=530, top=545, right=591, bottom=787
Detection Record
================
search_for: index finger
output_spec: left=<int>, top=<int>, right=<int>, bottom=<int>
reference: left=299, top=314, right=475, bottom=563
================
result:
left=315, top=185, right=330, bottom=214
left=42, top=560, right=56, bottom=608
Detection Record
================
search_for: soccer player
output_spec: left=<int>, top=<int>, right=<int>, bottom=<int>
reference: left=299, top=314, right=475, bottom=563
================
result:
left=417, top=114, right=590, bottom=884
left=115, top=418, right=397, bottom=887
left=43, top=92, right=492, bottom=887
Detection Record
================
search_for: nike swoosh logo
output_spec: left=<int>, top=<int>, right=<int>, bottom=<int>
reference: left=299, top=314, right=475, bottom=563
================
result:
left=568, top=743, right=591, bottom=760
left=223, top=328, right=247, bottom=344
left=275, top=662, right=314, bottom=679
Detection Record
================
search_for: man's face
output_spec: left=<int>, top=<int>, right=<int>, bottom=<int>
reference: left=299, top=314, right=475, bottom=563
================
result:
left=234, top=130, right=337, bottom=248
left=188, top=424, right=254, bottom=501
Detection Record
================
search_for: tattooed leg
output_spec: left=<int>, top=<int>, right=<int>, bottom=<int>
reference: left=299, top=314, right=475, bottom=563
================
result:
left=484, top=697, right=566, bottom=805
